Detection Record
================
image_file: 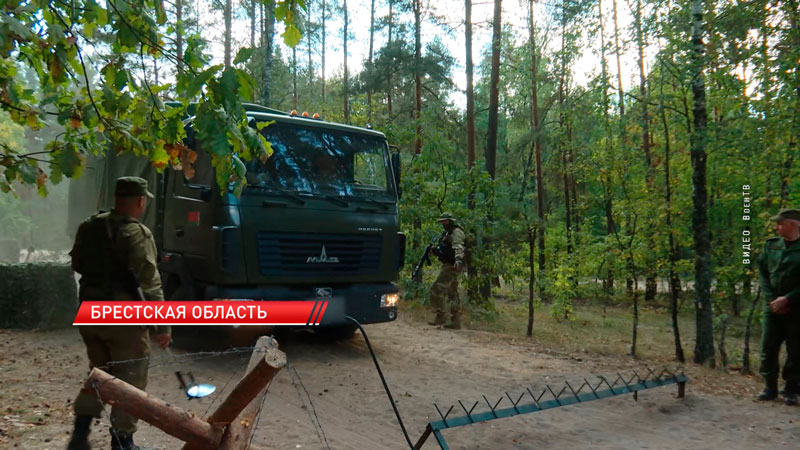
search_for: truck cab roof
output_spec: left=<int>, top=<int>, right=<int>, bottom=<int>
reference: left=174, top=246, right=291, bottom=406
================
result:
left=245, top=111, right=387, bottom=140
left=166, top=101, right=386, bottom=140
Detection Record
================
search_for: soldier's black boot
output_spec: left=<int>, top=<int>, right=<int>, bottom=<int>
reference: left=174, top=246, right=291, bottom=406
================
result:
left=757, top=379, right=779, bottom=401
left=783, top=381, right=798, bottom=406
left=67, top=415, right=92, bottom=450
left=428, top=313, right=446, bottom=326
left=110, top=431, right=139, bottom=450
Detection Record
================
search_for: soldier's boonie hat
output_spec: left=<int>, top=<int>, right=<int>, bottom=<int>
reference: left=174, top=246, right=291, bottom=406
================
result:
left=437, top=212, right=456, bottom=222
left=115, top=176, right=154, bottom=198
left=770, top=208, right=800, bottom=222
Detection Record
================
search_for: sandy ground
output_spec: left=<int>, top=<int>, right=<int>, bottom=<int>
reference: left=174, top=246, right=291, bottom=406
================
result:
left=1, top=316, right=798, bottom=450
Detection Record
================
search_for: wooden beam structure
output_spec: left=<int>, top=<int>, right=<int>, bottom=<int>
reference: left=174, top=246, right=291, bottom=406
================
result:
left=85, top=335, right=286, bottom=450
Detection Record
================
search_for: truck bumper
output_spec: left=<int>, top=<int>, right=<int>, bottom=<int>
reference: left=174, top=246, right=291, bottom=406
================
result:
left=203, top=283, right=399, bottom=326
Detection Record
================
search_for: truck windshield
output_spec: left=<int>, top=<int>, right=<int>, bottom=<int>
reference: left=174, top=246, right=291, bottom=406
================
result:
left=244, top=122, right=395, bottom=202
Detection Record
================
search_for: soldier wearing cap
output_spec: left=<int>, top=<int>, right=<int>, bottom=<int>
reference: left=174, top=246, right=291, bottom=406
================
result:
left=757, top=208, right=800, bottom=406
left=68, top=177, right=171, bottom=450
left=428, top=212, right=466, bottom=329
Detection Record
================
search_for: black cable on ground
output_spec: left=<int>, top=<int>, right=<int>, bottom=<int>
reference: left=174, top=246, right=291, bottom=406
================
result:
left=346, top=315, right=415, bottom=450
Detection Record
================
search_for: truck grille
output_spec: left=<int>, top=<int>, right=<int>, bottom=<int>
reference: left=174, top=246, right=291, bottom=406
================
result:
left=256, top=231, right=382, bottom=276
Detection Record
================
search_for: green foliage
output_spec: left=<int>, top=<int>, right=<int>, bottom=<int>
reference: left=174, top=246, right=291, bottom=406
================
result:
left=1, top=0, right=303, bottom=196
left=548, top=262, right=576, bottom=321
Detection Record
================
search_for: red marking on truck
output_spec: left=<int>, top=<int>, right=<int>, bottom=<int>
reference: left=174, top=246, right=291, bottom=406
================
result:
left=187, top=211, right=200, bottom=225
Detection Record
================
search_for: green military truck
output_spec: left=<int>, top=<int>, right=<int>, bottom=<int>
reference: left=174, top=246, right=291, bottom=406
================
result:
left=68, top=103, right=404, bottom=338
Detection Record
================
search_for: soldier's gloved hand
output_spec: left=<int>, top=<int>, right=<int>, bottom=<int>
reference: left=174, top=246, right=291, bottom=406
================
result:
left=454, top=260, right=464, bottom=272
left=152, top=333, right=171, bottom=349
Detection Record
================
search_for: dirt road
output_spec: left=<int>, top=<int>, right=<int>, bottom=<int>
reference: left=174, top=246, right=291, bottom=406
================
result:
left=1, top=317, right=798, bottom=449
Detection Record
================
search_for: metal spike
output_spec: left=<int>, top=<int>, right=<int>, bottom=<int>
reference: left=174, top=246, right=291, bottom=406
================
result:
left=632, top=370, right=643, bottom=384
left=483, top=395, right=499, bottom=418
left=546, top=385, right=563, bottom=405
left=584, top=378, right=600, bottom=398
left=536, top=388, right=548, bottom=403
left=434, top=403, right=454, bottom=422
left=434, top=403, right=446, bottom=421
left=617, top=373, right=631, bottom=389
left=600, top=376, right=617, bottom=394
left=525, top=387, right=541, bottom=409
left=493, top=395, right=504, bottom=411
left=564, top=380, right=582, bottom=402
left=458, top=400, right=478, bottom=422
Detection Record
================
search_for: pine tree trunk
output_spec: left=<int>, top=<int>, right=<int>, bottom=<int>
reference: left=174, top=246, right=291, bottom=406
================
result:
left=558, top=6, right=572, bottom=255
left=343, top=0, right=350, bottom=123
left=466, top=0, right=476, bottom=169
left=321, top=0, right=327, bottom=105
left=386, top=0, right=393, bottom=117
left=176, top=0, right=183, bottom=73
left=611, top=0, right=625, bottom=116
left=250, top=0, right=255, bottom=49
left=292, top=46, right=298, bottom=110
left=414, top=0, right=422, bottom=154
left=527, top=228, right=536, bottom=337
left=224, top=0, right=232, bottom=68
left=367, top=0, right=375, bottom=121
left=307, top=18, right=313, bottom=93
left=485, top=0, right=502, bottom=178
left=598, top=0, right=615, bottom=294
left=262, top=1, right=275, bottom=106
left=661, top=67, right=685, bottom=362
left=690, top=0, right=715, bottom=367
left=634, top=0, right=652, bottom=173
left=531, top=0, right=546, bottom=298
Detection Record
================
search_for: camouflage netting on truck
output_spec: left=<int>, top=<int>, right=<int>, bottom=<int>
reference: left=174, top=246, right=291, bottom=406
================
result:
left=0, top=263, right=78, bottom=329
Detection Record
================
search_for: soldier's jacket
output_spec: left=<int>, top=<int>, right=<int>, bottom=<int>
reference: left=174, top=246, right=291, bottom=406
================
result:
left=70, top=210, right=169, bottom=334
left=758, top=237, right=800, bottom=308
left=434, top=226, right=466, bottom=266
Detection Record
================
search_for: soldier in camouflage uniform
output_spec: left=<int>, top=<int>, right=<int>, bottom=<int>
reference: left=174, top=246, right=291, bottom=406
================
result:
left=68, top=177, right=171, bottom=450
left=757, top=208, right=800, bottom=406
left=429, top=212, right=466, bottom=329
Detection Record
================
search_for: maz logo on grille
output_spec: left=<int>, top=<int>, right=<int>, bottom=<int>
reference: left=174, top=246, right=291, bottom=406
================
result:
left=306, top=245, right=340, bottom=264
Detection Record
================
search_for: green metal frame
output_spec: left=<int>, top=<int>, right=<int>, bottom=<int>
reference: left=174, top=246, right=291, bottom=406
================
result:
left=414, top=368, right=688, bottom=450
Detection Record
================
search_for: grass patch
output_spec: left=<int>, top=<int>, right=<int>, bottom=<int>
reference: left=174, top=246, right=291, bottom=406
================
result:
left=400, top=288, right=764, bottom=368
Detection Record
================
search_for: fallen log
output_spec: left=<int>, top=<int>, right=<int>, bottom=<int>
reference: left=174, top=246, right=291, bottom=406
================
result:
left=207, top=336, right=286, bottom=426
left=84, top=368, right=223, bottom=448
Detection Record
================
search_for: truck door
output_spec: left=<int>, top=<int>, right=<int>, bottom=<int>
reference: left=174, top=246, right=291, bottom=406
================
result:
left=162, top=149, right=215, bottom=282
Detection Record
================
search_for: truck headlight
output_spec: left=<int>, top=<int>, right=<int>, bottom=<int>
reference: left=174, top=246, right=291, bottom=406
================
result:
left=380, top=293, right=399, bottom=308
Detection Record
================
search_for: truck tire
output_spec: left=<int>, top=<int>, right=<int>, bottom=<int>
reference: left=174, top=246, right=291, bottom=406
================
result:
left=315, top=325, right=358, bottom=341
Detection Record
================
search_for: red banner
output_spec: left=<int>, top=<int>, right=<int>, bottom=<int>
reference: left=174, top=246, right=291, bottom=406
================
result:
left=73, top=300, right=329, bottom=326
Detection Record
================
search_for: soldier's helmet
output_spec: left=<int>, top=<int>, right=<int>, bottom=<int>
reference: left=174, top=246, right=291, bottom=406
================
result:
left=437, top=212, right=456, bottom=223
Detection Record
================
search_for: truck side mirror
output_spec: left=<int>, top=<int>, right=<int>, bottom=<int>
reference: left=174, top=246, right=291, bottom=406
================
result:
left=391, top=151, right=401, bottom=199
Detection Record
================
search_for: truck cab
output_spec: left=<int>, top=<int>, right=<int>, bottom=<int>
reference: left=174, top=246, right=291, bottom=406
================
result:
left=157, top=106, right=404, bottom=332
left=68, top=104, right=404, bottom=337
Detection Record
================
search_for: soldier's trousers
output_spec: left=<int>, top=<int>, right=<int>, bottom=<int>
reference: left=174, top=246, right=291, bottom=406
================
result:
left=74, top=326, right=151, bottom=435
left=759, top=309, right=800, bottom=385
left=430, top=265, right=460, bottom=317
